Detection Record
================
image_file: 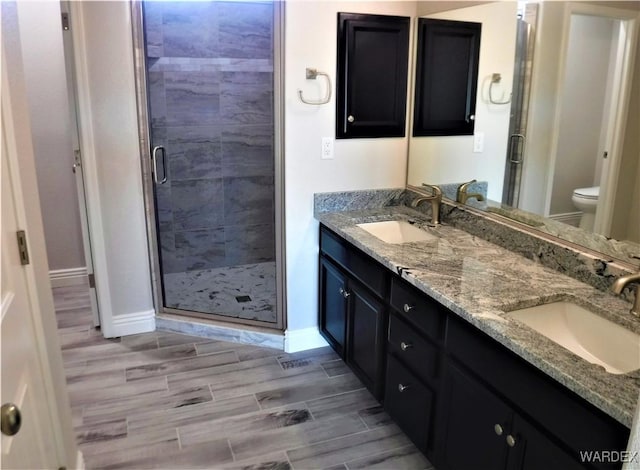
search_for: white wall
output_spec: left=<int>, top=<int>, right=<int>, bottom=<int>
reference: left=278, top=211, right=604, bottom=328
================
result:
left=72, top=1, right=154, bottom=335
left=549, top=14, right=615, bottom=215
left=285, top=1, right=416, bottom=331
left=16, top=1, right=86, bottom=273
left=407, top=2, right=517, bottom=201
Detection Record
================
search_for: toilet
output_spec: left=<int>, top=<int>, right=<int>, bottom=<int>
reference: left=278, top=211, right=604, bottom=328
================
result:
left=571, top=186, right=599, bottom=231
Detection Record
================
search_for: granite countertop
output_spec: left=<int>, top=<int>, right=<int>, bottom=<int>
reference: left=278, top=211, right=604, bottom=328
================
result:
left=316, top=205, right=640, bottom=428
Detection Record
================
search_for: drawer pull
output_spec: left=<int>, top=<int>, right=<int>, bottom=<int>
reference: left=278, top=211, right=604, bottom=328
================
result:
left=506, top=435, right=516, bottom=447
left=494, top=424, right=503, bottom=436
left=398, top=383, right=410, bottom=393
left=403, top=304, right=415, bottom=313
left=400, top=342, right=413, bottom=351
left=338, top=287, right=350, bottom=299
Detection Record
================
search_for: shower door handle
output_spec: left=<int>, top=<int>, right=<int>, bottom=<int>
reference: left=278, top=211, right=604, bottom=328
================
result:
left=152, top=146, right=168, bottom=184
left=508, top=134, right=525, bottom=164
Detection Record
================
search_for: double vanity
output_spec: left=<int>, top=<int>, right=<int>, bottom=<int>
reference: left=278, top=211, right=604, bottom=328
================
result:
left=315, top=189, right=639, bottom=470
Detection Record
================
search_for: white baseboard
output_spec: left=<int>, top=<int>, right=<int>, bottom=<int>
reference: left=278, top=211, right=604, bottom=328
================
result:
left=49, top=267, right=87, bottom=288
left=108, top=309, right=155, bottom=337
left=548, top=211, right=582, bottom=227
left=75, top=450, right=86, bottom=470
left=284, top=327, right=329, bottom=353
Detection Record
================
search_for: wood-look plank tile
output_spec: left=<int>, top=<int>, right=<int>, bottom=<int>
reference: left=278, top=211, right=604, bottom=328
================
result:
left=125, top=349, right=239, bottom=381
left=75, top=417, right=127, bottom=444
left=65, top=366, right=125, bottom=392
left=94, top=438, right=233, bottom=470
left=214, top=368, right=329, bottom=402
left=306, top=388, right=378, bottom=421
left=344, top=444, right=434, bottom=469
left=255, top=373, right=363, bottom=410
left=157, top=331, right=214, bottom=348
left=321, top=359, right=351, bottom=377
left=166, top=356, right=281, bottom=390
left=178, top=402, right=312, bottom=448
left=127, top=394, right=259, bottom=433
left=229, top=413, right=367, bottom=462
left=84, top=343, right=198, bottom=372
left=82, top=385, right=213, bottom=426
left=216, top=451, right=291, bottom=470
left=85, top=438, right=180, bottom=469
left=286, top=423, right=411, bottom=469
left=358, top=405, right=393, bottom=429
left=195, top=340, right=283, bottom=362
left=79, top=427, right=178, bottom=458
left=323, top=465, right=348, bottom=470
left=61, top=340, right=124, bottom=363
left=120, top=332, right=160, bottom=351
left=68, top=376, right=168, bottom=406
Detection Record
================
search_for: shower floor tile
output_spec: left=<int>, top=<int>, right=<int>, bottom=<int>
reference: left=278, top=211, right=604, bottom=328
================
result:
left=163, top=261, right=277, bottom=323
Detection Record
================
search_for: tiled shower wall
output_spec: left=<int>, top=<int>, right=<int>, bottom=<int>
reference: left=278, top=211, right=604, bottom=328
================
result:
left=144, top=1, right=275, bottom=275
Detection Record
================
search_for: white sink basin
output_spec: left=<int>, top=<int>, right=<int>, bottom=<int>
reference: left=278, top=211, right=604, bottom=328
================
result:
left=507, top=302, right=640, bottom=374
left=357, top=220, right=436, bottom=244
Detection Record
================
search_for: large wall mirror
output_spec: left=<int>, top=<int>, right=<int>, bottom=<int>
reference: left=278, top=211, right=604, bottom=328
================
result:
left=407, top=1, right=640, bottom=266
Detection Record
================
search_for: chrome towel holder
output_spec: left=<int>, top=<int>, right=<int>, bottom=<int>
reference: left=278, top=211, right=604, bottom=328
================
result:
left=298, top=68, right=332, bottom=105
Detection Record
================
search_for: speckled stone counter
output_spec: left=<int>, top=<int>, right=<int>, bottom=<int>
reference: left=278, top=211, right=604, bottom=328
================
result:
left=315, top=203, right=640, bottom=428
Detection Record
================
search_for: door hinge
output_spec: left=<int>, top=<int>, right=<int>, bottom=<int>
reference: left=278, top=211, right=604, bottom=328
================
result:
left=16, top=231, right=29, bottom=265
left=88, top=273, right=96, bottom=289
left=61, top=12, right=70, bottom=31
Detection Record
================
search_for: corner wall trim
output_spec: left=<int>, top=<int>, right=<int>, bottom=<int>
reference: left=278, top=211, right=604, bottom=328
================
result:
left=75, top=450, right=86, bottom=470
left=108, top=309, right=155, bottom=337
left=284, top=327, right=329, bottom=353
left=49, top=267, right=87, bottom=288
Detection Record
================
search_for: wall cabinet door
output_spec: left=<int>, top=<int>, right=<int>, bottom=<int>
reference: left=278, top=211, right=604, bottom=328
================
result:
left=347, top=279, right=386, bottom=398
left=336, top=13, right=410, bottom=139
left=319, top=256, right=348, bottom=356
left=413, top=18, right=481, bottom=136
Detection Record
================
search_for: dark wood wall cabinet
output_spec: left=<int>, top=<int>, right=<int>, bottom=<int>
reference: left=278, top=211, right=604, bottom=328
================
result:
left=336, top=13, right=410, bottom=139
left=318, top=224, right=630, bottom=470
left=413, top=18, right=481, bottom=137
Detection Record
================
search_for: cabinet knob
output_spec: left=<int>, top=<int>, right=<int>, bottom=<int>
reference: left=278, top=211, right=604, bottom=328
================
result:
left=339, top=287, right=345, bottom=296
left=506, top=435, right=516, bottom=447
left=494, top=424, right=503, bottom=436
left=1, top=403, right=22, bottom=436
left=347, top=115, right=355, bottom=123
left=403, top=304, right=415, bottom=313
left=398, top=383, right=410, bottom=393
left=400, top=342, right=413, bottom=351
left=343, top=290, right=350, bottom=298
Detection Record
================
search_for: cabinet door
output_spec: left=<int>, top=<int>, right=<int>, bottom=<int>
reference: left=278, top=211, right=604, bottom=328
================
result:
left=319, top=257, right=347, bottom=356
left=413, top=18, right=481, bottom=136
left=347, top=279, right=386, bottom=398
left=336, top=13, right=410, bottom=139
left=440, top=362, right=511, bottom=470
left=507, top=415, right=585, bottom=470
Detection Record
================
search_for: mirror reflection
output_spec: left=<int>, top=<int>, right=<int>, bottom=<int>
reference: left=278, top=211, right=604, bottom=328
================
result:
left=407, top=1, right=640, bottom=263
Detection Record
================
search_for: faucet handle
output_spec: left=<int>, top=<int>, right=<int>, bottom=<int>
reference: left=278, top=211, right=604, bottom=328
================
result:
left=421, top=183, right=442, bottom=197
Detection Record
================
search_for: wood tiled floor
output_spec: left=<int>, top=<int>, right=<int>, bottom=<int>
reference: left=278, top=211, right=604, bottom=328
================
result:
left=54, top=285, right=434, bottom=469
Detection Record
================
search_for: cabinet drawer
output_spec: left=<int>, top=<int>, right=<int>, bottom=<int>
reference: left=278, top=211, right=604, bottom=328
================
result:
left=385, top=354, right=433, bottom=451
left=446, top=314, right=630, bottom=460
left=390, top=277, right=445, bottom=342
left=388, top=313, right=439, bottom=383
left=320, top=226, right=387, bottom=294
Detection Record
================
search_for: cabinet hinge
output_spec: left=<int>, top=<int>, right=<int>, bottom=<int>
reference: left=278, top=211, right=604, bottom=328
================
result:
left=61, top=12, right=70, bottom=31
left=16, top=231, right=29, bottom=265
left=88, top=273, right=96, bottom=289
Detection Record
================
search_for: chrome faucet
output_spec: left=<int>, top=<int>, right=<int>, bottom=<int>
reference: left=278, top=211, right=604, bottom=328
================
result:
left=611, top=272, right=640, bottom=317
left=457, top=179, right=486, bottom=204
left=409, top=184, right=442, bottom=225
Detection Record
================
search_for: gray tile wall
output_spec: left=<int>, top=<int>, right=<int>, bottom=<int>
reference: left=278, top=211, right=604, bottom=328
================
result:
left=144, top=1, right=275, bottom=274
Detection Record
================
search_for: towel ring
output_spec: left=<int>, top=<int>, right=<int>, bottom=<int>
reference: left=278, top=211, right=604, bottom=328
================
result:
left=298, top=68, right=332, bottom=105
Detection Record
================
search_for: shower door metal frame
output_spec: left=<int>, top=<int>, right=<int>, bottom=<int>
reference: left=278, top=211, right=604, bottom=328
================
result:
left=130, top=0, right=287, bottom=332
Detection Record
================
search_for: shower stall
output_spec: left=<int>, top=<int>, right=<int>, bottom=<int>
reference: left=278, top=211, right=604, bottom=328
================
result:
left=131, top=1, right=285, bottom=330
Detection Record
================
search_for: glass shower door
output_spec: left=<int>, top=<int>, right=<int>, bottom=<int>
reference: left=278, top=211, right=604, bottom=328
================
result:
left=142, top=1, right=278, bottom=325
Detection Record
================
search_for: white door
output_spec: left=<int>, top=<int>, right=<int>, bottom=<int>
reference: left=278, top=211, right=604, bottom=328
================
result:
left=1, top=121, right=60, bottom=469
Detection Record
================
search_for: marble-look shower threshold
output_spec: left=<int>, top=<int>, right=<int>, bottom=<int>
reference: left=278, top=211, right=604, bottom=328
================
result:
left=163, top=262, right=277, bottom=323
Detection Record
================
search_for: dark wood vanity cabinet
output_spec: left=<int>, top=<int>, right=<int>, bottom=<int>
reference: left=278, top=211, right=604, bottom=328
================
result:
left=336, top=13, right=410, bottom=139
left=319, top=227, right=388, bottom=398
left=318, top=224, right=630, bottom=470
